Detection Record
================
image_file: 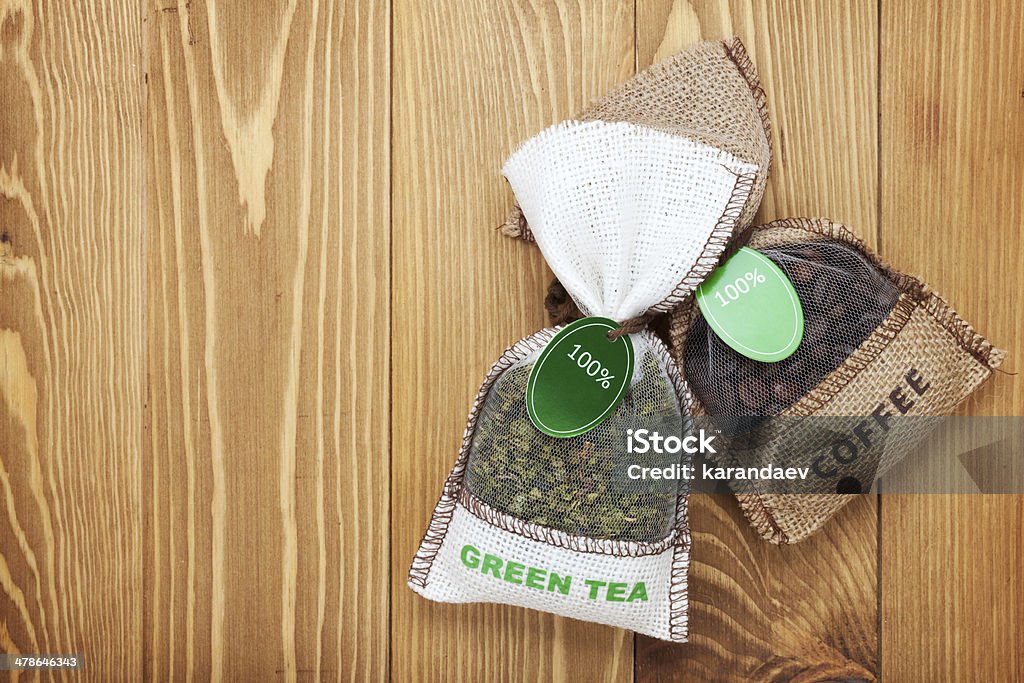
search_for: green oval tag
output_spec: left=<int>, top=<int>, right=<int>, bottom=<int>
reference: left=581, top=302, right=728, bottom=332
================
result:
left=695, top=247, right=804, bottom=362
left=526, top=317, right=635, bottom=438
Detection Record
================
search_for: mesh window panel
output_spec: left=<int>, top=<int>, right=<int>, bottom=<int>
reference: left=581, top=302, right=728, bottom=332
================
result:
left=685, top=241, right=900, bottom=431
left=465, top=341, right=684, bottom=543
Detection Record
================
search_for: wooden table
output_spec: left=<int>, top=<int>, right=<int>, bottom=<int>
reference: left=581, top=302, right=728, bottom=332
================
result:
left=1, top=1, right=1021, bottom=680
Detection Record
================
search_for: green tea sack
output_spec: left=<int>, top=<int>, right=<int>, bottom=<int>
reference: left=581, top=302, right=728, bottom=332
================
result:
left=409, top=119, right=759, bottom=642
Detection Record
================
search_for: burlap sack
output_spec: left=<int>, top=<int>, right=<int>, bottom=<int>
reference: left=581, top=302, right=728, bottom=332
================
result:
left=501, top=37, right=771, bottom=244
left=410, top=118, right=761, bottom=640
left=672, top=217, right=1006, bottom=544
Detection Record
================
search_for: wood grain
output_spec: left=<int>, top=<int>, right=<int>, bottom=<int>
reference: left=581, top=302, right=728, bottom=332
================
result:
left=634, top=2, right=881, bottom=681
left=2, top=1, right=1023, bottom=680
left=880, top=1, right=1024, bottom=679
left=389, top=1, right=637, bottom=681
left=0, top=0, right=143, bottom=678
left=144, top=1, right=389, bottom=680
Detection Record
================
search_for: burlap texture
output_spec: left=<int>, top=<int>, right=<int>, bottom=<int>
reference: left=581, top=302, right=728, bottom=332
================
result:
left=501, top=37, right=771, bottom=244
left=670, top=217, right=1006, bottom=544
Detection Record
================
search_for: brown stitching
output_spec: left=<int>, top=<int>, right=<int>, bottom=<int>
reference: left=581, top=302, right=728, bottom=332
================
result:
left=545, top=281, right=667, bottom=339
left=411, top=326, right=695, bottom=624
left=653, top=170, right=759, bottom=314
left=667, top=526, right=692, bottom=641
left=408, top=329, right=557, bottom=588
left=782, top=295, right=918, bottom=416
left=738, top=494, right=791, bottom=545
left=408, top=493, right=460, bottom=588
left=459, top=490, right=679, bottom=557
left=504, top=38, right=771, bottom=306
left=918, top=291, right=1006, bottom=368
left=723, top=37, right=773, bottom=177
left=665, top=324, right=693, bottom=640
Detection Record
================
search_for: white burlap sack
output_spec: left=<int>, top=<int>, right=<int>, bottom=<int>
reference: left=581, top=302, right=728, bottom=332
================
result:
left=409, top=120, right=759, bottom=641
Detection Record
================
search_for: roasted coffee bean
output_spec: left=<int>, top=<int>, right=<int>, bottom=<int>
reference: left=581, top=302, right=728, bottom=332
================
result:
left=851, top=281, right=875, bottom=304
left=828, top=301, right=849, bottom=320
left=834, top=342, right=860, bottom=357
left=738, top=377, right=769, bottom=409
left=772, top=380, right=800, bottom=404
left=804, top=318, right=830, bottom=345
left=809, top=346, right=838, bottom=371
left=798, top=245, right=825, bottom=261
left=859, top=311, right=886, bottom=329
left=790, top=261, right=815, bottom=283
left=811, top=276, right=837, bottom=304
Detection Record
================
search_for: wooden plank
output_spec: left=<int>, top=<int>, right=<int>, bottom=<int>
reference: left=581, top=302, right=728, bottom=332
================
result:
left=389, top=1, right=637, bottom=680
left=0, top=1, right=143, bottom=678
left=880, top=2, right=1024, bottom=679
left=144, top=1, right=390, bottom=679
left=634, top=2, right=880, bottom=680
